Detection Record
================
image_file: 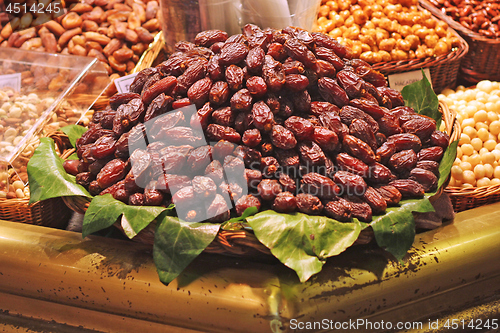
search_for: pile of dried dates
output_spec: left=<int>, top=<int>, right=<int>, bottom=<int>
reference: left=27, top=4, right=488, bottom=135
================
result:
left=64, top=24, right=449, bottom=223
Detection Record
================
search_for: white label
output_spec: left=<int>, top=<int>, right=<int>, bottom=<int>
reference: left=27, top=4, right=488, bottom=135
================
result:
left=388, top=68, right=432, bottom=92
left=114, top=73, right=138, bottom=93
left=0, top=73, right=21, bottom=92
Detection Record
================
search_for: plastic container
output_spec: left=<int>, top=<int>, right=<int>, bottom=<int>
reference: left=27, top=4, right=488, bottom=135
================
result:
left=0, top=48, right=110, bottom=181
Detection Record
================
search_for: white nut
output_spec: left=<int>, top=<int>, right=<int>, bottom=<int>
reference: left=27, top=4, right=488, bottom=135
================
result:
left=4, top=128, right=18, bottom=138
left=15, top=188, right=24, bottom=198
left=9, top=106, right=22, bottom=118
left=12, top=180, right=24, bottom=191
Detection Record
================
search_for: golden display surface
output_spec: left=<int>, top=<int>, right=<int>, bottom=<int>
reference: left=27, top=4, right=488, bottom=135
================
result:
left=0, top=202, right=499, bottom=332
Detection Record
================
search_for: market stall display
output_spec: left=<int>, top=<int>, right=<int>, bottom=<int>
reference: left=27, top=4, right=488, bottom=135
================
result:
left=440, top=80, right=500, bottom=211
left=313, top=0, right=468, bottom=92
left=420, top=0, right=500, bottom=85
left=28, top=25, right=458, bottom=284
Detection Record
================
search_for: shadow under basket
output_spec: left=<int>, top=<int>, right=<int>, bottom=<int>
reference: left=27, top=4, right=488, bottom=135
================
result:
left=371, top=18, right=468, bottom=94
left=419, top=0, right=500, bottom=86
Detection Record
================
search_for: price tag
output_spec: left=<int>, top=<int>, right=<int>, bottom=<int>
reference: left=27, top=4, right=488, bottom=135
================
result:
left=114, top=73, right=138, bottom=93
left=0, top=73, right=21, bottom=92
left=388, top=68, right=432, bottom=92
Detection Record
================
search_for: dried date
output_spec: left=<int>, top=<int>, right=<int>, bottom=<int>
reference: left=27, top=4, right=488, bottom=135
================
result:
left=296, top=193, right=323, bottom=215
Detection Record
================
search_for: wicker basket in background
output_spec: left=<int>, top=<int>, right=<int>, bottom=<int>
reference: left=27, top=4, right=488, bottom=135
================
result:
left=419, top=0, right=500, bottom=86
left=371, top=23, right=468, bottom=94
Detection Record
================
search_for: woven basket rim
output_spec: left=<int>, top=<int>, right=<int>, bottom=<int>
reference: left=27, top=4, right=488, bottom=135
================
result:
left=420, top=0, right=500, bottom=45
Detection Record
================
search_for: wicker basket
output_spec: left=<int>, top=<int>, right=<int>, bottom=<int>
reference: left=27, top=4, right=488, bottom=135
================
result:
left=371, top=18, right=468, bottom=94
left=419, top=0, right=500, bottom=86
left=62, top=101, right=459, bottom=257
left=0, top=132, right=73, bottom=228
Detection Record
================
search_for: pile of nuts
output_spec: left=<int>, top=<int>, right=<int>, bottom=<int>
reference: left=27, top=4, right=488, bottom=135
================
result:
left=313, top=0, right=461, bottom=63
left=429, top=0, right=500, bottom=38
left=438, top=81, right=500, bottom=188
left=66, top=25, right=449, bottom=223
left=0, top=0, right=161, bottom=75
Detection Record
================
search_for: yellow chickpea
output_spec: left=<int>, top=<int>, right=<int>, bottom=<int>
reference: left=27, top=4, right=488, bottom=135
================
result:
left=364, top=20, right=376, bottom=29
left=405, top=34, right=420, bottom=49
left=414, top=28, right=429, bottom=40
left=350, top=4, right=362, bottom=13
left=379, top=38, right=396, bottom=51
left=326, top=1, right=339, bottom=11
left=353, top=9, right=368, bottom=25
left=359, top=34, right=376, bottom=46
left=434, top=41, right=449, bottom=56
left=435, top=25, right=447, bottom=38
left=391, top=49, right=408, bottom=61
left=329, top=28, right=343, bottom=38
left=397, top=39, right=412, bottom=52
left=318, top=5, right=330, bottom=17
left=423, top=18, right=437, bottom=29
left=379, top=50, right=391, bottom=61
left=425, top=34, right=439, bottom=48
left=392, top=32, right=402, bottom=40
left=339, top=10, right=351, bottom=20
left=361, top=43, right=371, bottom=52
left=398, top=25, right=413, bottom=37
left=351, top=44, right=363, bottom=58
left=436, top=20, right=448, bottom=31
left=344, top=16, right=355, bottom=27
left=363, top=6, right=374, bottom=17
left=379, top=18, right=392, bottom=30
left=360, top=51, right=376, bottom=63
left=338, top=0, right=351, bottom=11
left=398, top=13, right=414, bottom=26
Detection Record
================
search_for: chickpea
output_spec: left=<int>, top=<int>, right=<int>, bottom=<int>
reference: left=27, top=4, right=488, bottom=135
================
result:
left=353, top=9, right=368, bottom=25
left=317, top=16, right=328, bottom=25
left=339, top=10, right=351, bottom=20
left=423, top=18, right=437, bottom=29
left=351, top=44, right=363, bottom=58
left=329, top=28, right=343, bottom=38
left=361, top=43, right=371, bottom=52
left=363, top=5, right=374, bottom=17
left=378, top=50, right=391, bottom=61
left=326, top=0, right=339, bottom=12
left=435, top=25, right=447, bottom=38
left=359, top=34, right=376, bottom=46
left=360, top=51, right=376, bottom=63
left=408, top=49, right=416, bottom=59
left=375, top=29, right=390, bottom=43
left=378, top=17, right=392, bottom=30
left=440, top=37, right=452, bottom=49
left=350, top=4, right=362, bottom=13
left=425, top=47, right=434, bottom=57
left=398, top=25, right=412, bottom=37
left=392, top=32, right=402, bottom=40
left=322, top=20, right=335, bottom=32
left=397, top=39, right=411, bottom=51
left=414, top=28, right=429, bottom=40
left=405, top=34, right=420, bottom=49
left=318, top=5, right=330, bottom=17
left=364, top=20, right=376, bottom=29
left=398, top=13, right=414, bottom=26
left=379, top=38, right=396, bottom=51
left=424, top=34, right=439, bottom=48
left=434, top=41, right=449, bottom=56
left=390, top=49, right=408, bottom=61
left=436, top=20, right=448, bottom=31
left=343, top=26, right=360, bottom=39
left=344, top=16, right=355, bottom=27
left=411, top=24, right=423, bottom=34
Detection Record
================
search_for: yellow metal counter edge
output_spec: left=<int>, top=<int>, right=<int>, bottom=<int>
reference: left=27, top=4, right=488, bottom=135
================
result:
left=0, top=202, right=499, bottom=333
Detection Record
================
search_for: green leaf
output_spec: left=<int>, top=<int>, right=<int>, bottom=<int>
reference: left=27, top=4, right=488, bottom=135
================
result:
left=401, top=69, right=441, bottom=128
left=246, top=211, right=366, bottom=282
left=28, top=137, right=91, bottom=204
left=82, top=194, right=169, bottom=238
left=221, top=206, right=259, bottom=230
left=436, top=140, right=458, bottom=190
left=60, top=125, right=87, bottom=148
left=154, top=216, right=220, bottom=285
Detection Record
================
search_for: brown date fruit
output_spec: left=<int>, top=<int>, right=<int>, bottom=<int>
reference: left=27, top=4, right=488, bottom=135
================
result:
left=376, top=132, right=386, bottom=147
left=367, top=162, right=397, bottom=185
left=230, top=88, right=253, bottom=112
left=225, top=65, right=244, bottom=91
left=206, top=194, right=231, bottom=222
left=205, top=160, right=225, bottom=184
left=110, top=92, right=141, bottom=110
left=282, top=60, right=305, bottom=75
left=349, top=119, right=377, bottom=151
left=343, top=135, right=376, bottom=165
left=417, top=146, right=444, bottom=162
left=267, top=42, right=287, bottom=61
left=272, top=192, right=297, bottom=213
left=430, top=131, right=450, bottom=150
left=416, top=160, right=440, bottom=176
left=296, top=193, right=323, bottom=215
left=284, top=116, right=314, bottom=141
left=98, top=110, right=117, bottom=130
left=401, top=116, right=437, bottom=142
left=252, top=100, right=274, bottom=131
left=158, top=151, right=187, bottom=175
left=246, top=47, right=266, bottom=73
left=355, top=65, right=387, bottom=87
left=313, top=126, right=339, bottom=152
left=149, top=110, right=185, bottom=140
left=75, top=172, right=93, bottom=188
left=298, top=142, right=326, bottom=166
left=142, top=76, right=177, bottom=106
left=100, top=180, right=130, bottom=203
left=130, top=68, right=158, bottom=94
left=314, top=47, right=344, bottom=70
left=63, top=160, right=80, bottom=176
left=88, top=180, right=102, bottom=196
left=271, top=125, right=297, bottom=149
left=362, top=186, right=387, bottom=214
left=242, top=129, right=262, bottom=148
left=284, top=74, right=309, bottom=92
left=129, top=149, right=152, bottom=187
left=283, top=38, right=316, bottom=68
left=376, top=141, right=397, bottom=164
left=278, top=173, right=297, bottom=193
left=161, top=127, right=204, bottom=146
left=207, top=54, right=224, bottom=81
left=324, top=198, right=352, bottom=222
left=375, top=185, right=402, bottom=205
left=129, top=193, right=145, bottom=206
left=219, top=42, right=249, bottom=66
left=209, top=81, right=230, bottom=106
left=340, top=105, right=379, bottom=133
left=77, top=125, right=115, bottom=148
left=207, top=124, right=241, bottom=143
left=388, top=150, right=418, bottom=175
left=186, top=145, right=213, bottom=174
left=187, top=77, right=212, bottom=107
left=389, top=179, right=425, bottom=198
left=377, top=114, right=403, bottom=137
left=409, top=168, right=438, bottom=192
left=275, top=149, right=300, bottom=171
left=310, top=101, right=339, bottom=117
left=257, top=179, right=282, bottom=201
left=96, top=159, right=129, bottom=189
left=175, top=60, right=206, bottom=95
left=156, top=174, right=191, bottom=194
left=172, top=97, right=192, bottom=109
left=311, top=32, right=351, bottom=59
left=192, top=175, right=217, bottom=200
left=336, top=70, right=364, bottom=99
left=212, top=106, right=235, bottom=127
left=235, top=194, right=261, bottom=216
left=144, top=188, right=164, bottom=206
left=245, top=168, right=263, bottom=190
left=336, top=153, right=369, bottom=178
left=262, top=55, right=286, bottom=92
left=301, top=172, right=340, bottom=200
left=349, top=98, right=386, bottom=120
left=317, top=77, right=349, bottom=107
left=377, top=87, right=404, bottom=108
left=90, top=135, right=117, bottom=160
left=144, top=93, right=173, bottom=123
left=347, top=200, right=372, bottom=222
left=318, top=112, right=343, bottom=135
left=246, top=76, right=268, bottom=98
left=261, top=156, right=280, bottom=178
left=213, top=140, right=235, bottom=161
left=190, top=102, right=213, bottom=130
left=194, top=29, right=228, bottom=47
left=334, top=171, right=368, bottom=196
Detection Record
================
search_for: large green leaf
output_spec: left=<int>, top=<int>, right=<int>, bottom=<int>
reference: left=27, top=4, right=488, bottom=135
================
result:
left=154, top=216, right=220, bottom=285
left=28, top=137, right=91, bottom=204
left=60, top=125, right=87, bottom=148
left=401, top=70, right=441, bottom=128
left=436, top=140, right=458, bottom=190
left=246, top=211, right=366, bottom=282
left=82, top=194, right=170, bottom=238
